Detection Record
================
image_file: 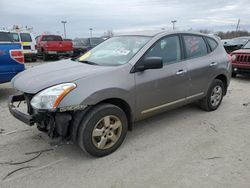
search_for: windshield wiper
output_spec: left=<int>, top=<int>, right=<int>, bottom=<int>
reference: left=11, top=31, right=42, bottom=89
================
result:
left=78, top=60, right=99, bottom=65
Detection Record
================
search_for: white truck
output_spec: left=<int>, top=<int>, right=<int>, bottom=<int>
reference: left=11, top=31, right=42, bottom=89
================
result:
left=9, top=31, right=37, bottom=62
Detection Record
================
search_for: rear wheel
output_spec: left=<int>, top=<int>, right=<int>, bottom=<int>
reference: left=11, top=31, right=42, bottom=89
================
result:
left=200, top=79, right=224, bottom=111
left=78, top=103, right=128, bottom=157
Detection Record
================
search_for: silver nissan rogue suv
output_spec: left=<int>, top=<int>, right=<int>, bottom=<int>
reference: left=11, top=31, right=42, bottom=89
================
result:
left=9, top=31, right=232, bottom=157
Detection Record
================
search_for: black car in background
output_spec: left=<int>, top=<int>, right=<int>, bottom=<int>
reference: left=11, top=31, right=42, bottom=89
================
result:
left=72, top=37, right=105, bottom=57
left=224, top=36, right=250, bottom=53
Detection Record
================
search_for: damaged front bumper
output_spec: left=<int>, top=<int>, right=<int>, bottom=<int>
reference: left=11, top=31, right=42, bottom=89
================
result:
left=9, top=94, right=36, bottom=126
left=8, top=94, right=88, bottom=141
left=8, top=94, right=69, bottom=127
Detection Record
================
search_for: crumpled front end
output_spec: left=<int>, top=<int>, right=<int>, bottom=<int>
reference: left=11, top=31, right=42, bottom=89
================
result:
left=8, top=93, right=86, bottom=141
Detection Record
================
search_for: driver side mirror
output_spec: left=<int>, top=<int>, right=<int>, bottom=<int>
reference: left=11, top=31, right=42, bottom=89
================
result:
left=132, top=57, right=163, bottom=73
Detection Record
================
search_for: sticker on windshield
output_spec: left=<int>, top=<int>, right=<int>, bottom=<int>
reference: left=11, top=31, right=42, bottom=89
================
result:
left=79, top=51, right=91, bottom=61
left=115, top=48, right=130, bottom=56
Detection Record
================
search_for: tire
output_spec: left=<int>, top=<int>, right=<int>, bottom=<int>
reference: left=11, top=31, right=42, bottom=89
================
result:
left=232, top=72, right=237, bottom=78
left=78, top=103, right=128, bottom=157
left=42, top=53, right=48, bottom=61
left=31, top=57, right=37, bottom=62
left=200, top=79, right=225, bottom=111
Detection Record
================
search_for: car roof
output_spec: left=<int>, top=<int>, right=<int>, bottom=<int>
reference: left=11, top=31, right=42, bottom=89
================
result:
left=116, top=30, right=165, bottom=37
left=116, top=30, right=214, bottom=38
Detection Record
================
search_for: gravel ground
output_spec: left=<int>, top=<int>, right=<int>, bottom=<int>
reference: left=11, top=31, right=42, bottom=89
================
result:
left=0, top=61, right=250, bottom=188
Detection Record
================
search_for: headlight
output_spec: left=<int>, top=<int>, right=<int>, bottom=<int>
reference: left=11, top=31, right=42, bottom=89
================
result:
left=31, top=83, right=76, bottom=110
left=231, top=54, right=237, bottom=61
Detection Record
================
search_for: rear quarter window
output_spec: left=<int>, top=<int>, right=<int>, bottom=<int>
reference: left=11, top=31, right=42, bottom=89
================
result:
left=20, top=33, right=32, bottom=42
left=206, top=37, right=218, bottom=51
left=183, top=35, right=208, bottom=59
left=0, top=32, right=11, bottom=42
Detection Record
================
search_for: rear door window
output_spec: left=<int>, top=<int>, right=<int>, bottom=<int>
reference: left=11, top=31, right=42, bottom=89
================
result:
left=144, top=35, right=181, bottom=64
left=0, top=32, right=11, bottom=42
left=20, top=33, right=32, bottom=42
left=183, top=35, right=208, bottom=59
left=206, top=37, right=218, bottom=51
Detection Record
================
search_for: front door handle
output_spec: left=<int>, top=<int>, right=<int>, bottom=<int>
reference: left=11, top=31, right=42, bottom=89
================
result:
left=176, top=70, right=187, bottom=75
left=210, top=62, right=218, bottom=67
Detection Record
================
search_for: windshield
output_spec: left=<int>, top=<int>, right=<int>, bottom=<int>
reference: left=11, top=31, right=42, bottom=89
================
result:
left=229, top=38, right=249, bottom=45
left=243, top=41, right=250, bottom=49
left=77, top=36, right=151, bottom=66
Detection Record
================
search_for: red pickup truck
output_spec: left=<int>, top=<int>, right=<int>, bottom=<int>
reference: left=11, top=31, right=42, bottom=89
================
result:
left=231, top=39, right=250, bottom=77
left=36, top=35, right=73, bottom=61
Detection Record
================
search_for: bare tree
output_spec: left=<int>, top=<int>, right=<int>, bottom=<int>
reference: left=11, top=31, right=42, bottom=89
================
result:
left=104, top=30, right=114, bottom=37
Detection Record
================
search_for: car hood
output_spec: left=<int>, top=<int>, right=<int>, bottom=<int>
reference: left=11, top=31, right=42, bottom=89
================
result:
left=12, top=59, right=114, bottom=94
left=232, top=49, right=250, bottom=54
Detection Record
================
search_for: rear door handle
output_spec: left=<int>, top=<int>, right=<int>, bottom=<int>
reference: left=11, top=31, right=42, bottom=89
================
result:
left=210, top=62, right=218, bottom=67
left=176, top=70, right=187, bottom=75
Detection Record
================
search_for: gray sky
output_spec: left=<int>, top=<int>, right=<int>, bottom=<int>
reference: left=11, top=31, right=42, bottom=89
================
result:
left=1, top=0, right=250, bottom=38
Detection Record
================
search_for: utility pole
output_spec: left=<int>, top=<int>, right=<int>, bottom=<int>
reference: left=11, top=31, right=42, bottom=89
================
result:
left=236, top=19, right=240, bottom=32
left=61, top=21, right=67, bottom=39
left=171, top=20, right=177, bottom=30
left=89, top=28, right=93, bottom=38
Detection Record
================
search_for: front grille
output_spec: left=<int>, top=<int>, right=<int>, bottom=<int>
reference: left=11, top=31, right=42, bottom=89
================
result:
left=23, top=46, right=31, bottom=50
left=235, top=54, right=250, bottom=63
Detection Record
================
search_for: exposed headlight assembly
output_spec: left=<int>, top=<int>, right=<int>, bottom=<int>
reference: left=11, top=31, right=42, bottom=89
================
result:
left=31, top=83, right=76, bottom=110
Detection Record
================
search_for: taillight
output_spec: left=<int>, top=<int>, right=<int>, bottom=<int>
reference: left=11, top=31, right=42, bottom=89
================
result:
left=10, top=50, right=24, bottom=64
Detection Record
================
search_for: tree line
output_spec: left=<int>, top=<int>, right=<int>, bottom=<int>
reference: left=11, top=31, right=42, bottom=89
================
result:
left=217, top=31, right=250, bottom=39
left=199, top=29, right=250, bottom=39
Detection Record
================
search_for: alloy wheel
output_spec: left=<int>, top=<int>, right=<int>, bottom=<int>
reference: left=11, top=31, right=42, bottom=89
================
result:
left=210, top=85, right=223, bottom=107
left=92, top=115, right=122, bottom=150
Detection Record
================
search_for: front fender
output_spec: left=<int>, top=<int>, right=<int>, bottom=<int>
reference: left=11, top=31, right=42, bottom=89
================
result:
left=82, top=88, right=131, bottom=105
left=58, top=64, right=135, bottom=109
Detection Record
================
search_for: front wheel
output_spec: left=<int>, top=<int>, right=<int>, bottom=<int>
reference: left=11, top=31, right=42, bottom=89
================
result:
left=78, top=103, right=128, bottom=157
left=200, top=79, right=225, bottom=111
